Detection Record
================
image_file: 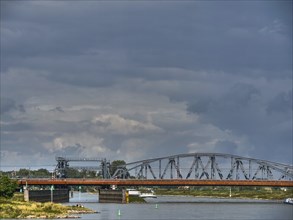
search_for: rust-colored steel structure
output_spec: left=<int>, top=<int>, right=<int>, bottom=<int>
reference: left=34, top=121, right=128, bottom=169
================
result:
left=18, top=178, right=293, bottom=187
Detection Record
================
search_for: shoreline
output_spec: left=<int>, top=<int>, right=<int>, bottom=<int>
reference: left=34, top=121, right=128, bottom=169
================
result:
left=0, top=199, right=97, bottom=219
left=154, top=188, right=293, bottom=201
left=154, top=194, right=284, bottom=203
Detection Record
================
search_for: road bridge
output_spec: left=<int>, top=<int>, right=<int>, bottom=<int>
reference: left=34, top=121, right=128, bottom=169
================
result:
left=17, top=178, right=293, bottom=187
left=112, top=153, right=293, bottom=181
left=53, top=153, right=293, bottom=181
left=17, top=153, right=293, bottom=188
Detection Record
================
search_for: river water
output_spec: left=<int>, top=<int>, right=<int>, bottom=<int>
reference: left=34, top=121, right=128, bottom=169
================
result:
left=67, top=192, right=293, bottom=220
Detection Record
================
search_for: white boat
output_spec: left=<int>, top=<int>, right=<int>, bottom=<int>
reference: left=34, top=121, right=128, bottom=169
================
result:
left=127, top=189, right=141, bottom=196
left=127, top=188, right=157, bottom=198
left=139, top=190, right=157, bottom=198
left=139, top=193, right=157, bottom=198
left=284, top=198, right=293, bottom=204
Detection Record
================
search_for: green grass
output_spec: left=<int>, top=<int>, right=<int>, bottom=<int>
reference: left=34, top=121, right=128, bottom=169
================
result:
left=155, top=187, right=293, bottom=200
left=128, top=195, right=146, bottom=203
left=0, top=193, right=95, bottom=219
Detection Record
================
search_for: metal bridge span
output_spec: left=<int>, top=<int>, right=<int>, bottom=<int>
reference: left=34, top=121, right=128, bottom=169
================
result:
left=54, top=153, right=293, bottom=181
left=112, top=153, right=293, bottom=181
left=18, top=178, right=293, bottom=187
left=18, top=153, right=293, bottom=187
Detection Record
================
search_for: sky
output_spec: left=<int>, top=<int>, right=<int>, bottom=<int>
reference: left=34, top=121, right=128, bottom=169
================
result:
left=0, top=0, right=292, bottom=171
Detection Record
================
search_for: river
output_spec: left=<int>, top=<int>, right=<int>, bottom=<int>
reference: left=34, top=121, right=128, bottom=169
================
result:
left=67, top=192, right=292, bottom=220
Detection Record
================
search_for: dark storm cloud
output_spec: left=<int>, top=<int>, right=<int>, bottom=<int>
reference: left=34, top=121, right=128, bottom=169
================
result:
left=0, top=97, right=16, bottom=114
left=52, top=144, right=86, bottom=157
left=187, top=82, right=292, bottom=162
left=187, top=99, right=211, bottom=115
left=2, top=122, right=32, bottom=132
left=0, top=1, right=292, bottom=167
left=2, top=1, right=291, bottom=86
left=215, top=140, right=238, bottom=155
left=266, top=90, right=293, bottom=114
left=0, top=97, right=26, bottom=115
left=187, top=82, right=263, bottom=138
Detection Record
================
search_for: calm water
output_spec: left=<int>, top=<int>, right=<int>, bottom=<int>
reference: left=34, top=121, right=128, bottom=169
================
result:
left=66, top=193, right=293, bottom=220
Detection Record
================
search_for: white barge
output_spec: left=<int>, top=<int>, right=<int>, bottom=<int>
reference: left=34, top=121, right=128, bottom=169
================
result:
left=284, top=198, right=293, bottom=204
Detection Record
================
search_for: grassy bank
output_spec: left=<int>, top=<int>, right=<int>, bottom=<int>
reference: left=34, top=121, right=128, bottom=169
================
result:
left=155, top=187, right=293, bottom=200
left=128, top=195, right=146, bottom=203
left=0, top=193, right=96, bottom=219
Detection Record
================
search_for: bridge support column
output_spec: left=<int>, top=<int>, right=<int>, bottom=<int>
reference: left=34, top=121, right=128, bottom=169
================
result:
left=159, top=160, right=162, bottom=179
left=98, top=189, right=127, bottom=203
left=24, top=189, right=69, bottom=203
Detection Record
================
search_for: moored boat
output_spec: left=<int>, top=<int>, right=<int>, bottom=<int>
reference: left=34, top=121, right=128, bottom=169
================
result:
left=127, top=189, right=141, bottom=196
left=139, top=190, right=157, bottom=198
left=139, top=193, right=157, bottom=198
left=283, top=198, right=293, bottom=204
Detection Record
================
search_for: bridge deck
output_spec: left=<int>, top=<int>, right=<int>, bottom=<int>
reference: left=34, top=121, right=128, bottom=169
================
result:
left=18, top=179, right=293, bottom=187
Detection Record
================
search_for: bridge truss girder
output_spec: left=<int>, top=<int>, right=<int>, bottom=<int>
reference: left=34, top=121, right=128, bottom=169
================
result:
left=112, top=153, right=293, bottom=181
left=55, top=157, right=111, bottom=179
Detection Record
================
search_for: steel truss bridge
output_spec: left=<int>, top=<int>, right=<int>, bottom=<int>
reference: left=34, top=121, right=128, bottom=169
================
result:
left=113, top=153, right=293, bottom=181
left=21, top=153, right=291, bottom=187
left=17, top=178, right=293, bottom=187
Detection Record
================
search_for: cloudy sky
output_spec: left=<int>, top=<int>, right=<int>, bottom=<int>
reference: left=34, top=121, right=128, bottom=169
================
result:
left=1, top=1, right=292, bottom=170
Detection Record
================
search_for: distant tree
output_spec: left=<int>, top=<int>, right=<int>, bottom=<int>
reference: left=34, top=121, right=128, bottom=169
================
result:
left=0, top=175, right=18, bottom=199
left=34, top=169, right=51, bottom=178
left=17, top=169, right=30, bottom=177
left=110, top=160, right=127, bottom=177
left=65, top=168, right=81, bottom=178
left=64, top=168, right=97, bottom=178
left=86, top=170, right=97, bottom=178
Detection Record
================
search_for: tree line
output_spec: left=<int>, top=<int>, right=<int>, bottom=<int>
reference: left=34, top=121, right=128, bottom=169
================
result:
left=0, top=160, right=127, bottom=198
left=0, top=160, right=127, bottom=179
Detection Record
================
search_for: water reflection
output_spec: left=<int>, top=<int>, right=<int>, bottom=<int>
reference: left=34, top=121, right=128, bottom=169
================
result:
left=66, top=193, right=292, bottom=220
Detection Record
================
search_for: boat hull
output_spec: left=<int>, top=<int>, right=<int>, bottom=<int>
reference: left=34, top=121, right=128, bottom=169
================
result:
left=284, top=198, right=293, bottom=205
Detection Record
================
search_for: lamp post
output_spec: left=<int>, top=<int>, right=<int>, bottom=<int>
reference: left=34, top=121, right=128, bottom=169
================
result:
left=78, top=186, right=81, bottom=201
left=50, top=185, right=54, bottom=202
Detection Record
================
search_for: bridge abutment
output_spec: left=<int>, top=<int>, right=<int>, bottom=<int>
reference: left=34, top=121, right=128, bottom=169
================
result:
left=98, top=189, right=128, bottom=203
left=24, top=189, right=70, bottom=203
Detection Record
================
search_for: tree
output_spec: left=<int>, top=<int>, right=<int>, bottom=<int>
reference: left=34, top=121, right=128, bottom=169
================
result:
left=0, top=175, right=18, bottom=199
left=17, top=169, right=30, bottom=177
left=110, top=160, right=127, bottom=177
left=34, top=168, right=51, bottom=178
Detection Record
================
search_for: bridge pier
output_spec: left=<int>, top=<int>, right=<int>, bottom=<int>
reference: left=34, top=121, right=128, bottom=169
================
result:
left=24, top=188, right=70, bottom=203
left=98, top=189, right=127, bottom=203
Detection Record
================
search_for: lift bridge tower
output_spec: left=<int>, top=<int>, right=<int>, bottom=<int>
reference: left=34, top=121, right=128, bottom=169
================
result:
left=54, top=156, right=111, bottom=179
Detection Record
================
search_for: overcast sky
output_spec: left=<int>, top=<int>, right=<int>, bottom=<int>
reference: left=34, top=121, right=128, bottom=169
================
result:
left=0, top=1, right=292, bottom=170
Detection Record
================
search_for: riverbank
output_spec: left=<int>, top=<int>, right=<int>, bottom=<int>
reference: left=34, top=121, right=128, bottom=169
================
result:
left=154, top=187, right=293, bottom=200
left=0, top=194, right=97, bottom=219
left=128, top=195, right=146, bottom=203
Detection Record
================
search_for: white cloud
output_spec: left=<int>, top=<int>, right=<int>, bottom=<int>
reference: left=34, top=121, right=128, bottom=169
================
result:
left=43, top=133, right=108, bottom=157
left=119, top=138, right=149, bottom=162
left=259, top=19, right=286, bottom=35
left=0, top=150, right=52, bottom=169
left=91, top=114, right=163, bottom=135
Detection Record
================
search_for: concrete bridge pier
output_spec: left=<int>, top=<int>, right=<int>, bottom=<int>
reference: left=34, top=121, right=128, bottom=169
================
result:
left=98, top=189, right=128, bottom=203
left=24, top=188, right=70, bottom=203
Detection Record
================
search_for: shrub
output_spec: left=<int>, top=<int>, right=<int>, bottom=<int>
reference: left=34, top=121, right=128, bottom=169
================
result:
left=0, top=175, right=18, bottom=199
